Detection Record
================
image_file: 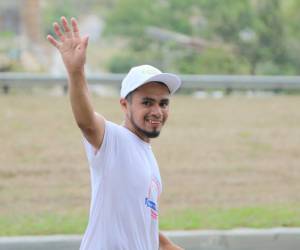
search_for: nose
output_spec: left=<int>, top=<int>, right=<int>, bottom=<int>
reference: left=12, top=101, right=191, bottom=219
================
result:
left=149, top=103, right=162, bottom=118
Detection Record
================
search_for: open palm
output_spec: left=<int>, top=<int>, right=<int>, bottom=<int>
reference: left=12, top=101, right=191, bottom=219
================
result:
left=47, top=16, right=89, bottom=74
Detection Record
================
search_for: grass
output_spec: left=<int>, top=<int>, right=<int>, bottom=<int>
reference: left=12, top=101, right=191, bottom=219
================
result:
left=1, top=205, right=300, bottom=235
left=160, top=205, right=300, bottom=230
left=0, top=211, right=87, bottom=236
left=1, top=93, right=300, bottom=235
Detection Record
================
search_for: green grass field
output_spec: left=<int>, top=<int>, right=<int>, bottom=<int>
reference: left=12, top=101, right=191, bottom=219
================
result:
left=1, top=205, right=300, bottom=235
left=1, top=93, right=300, bottom=235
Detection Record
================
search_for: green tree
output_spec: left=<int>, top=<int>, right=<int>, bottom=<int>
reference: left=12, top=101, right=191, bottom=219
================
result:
left=104, top=0, right=299, bottom=75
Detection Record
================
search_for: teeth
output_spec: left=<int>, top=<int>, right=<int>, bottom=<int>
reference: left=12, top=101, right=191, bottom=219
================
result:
left=150, top=120, right=160, bottom=124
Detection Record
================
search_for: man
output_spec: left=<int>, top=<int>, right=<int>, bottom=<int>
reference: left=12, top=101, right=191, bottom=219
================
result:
left=47, top=16, right=183, bottom=250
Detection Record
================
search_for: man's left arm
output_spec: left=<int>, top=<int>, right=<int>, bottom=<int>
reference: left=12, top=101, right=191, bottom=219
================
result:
left=159, top=232, right=184, bottom=250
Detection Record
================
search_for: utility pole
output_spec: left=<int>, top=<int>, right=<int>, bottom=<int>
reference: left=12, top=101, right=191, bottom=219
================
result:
left=21, top=0, right=41, bottom=45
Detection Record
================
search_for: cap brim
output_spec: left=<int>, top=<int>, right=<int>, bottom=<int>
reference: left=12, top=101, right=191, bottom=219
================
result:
left=142, top=73, right=181, bottom=95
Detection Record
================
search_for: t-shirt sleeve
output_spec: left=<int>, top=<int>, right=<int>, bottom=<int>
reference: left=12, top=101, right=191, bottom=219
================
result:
left=82, top=120, right=117, bottom=168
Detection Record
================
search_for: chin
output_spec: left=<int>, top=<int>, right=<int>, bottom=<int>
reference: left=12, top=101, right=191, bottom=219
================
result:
left=142, top=129, right=161, bottom=138
left=147, top=133, right=160, bottom=138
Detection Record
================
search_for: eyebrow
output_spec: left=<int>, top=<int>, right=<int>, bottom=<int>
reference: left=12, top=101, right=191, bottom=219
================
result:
left=142, top=97, right=169, bottom=103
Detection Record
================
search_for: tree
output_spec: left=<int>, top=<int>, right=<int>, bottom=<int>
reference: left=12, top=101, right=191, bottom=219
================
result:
left=104, top=0, right=299, bottom=75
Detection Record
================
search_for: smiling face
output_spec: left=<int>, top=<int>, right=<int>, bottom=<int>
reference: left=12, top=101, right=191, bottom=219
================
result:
left=120, top=82, right=170, bottom=142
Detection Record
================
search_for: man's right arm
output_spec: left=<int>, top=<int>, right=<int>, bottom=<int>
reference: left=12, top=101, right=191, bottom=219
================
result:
left=47, top=16, right=104, bottom=150
left=68, top=71, right=105, bottom=150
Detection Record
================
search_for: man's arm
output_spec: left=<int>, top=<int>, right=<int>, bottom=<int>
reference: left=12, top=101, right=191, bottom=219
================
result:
left=159, top=232, right=184, bottom=250
left=47, top=16, right=104, bottom=150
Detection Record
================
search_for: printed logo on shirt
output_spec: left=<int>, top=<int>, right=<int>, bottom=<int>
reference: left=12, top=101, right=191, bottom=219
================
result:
left=145, top=176, right=161, bottom=220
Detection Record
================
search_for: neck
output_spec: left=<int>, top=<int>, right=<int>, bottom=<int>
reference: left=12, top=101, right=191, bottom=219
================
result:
left=123, top=120, right=150, bottom=143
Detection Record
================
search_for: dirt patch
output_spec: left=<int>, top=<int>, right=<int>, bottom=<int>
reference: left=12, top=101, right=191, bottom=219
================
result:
left=1, top=95, right=300, bottom=217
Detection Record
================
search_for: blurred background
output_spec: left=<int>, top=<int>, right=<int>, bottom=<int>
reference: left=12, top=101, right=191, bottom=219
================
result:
left=1, top=0, right=300, bottom=239
left=1, top=0, right=300, bottom=75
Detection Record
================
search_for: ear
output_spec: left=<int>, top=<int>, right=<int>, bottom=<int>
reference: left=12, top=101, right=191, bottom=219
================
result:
left=120, top=98, right=128, bottom=112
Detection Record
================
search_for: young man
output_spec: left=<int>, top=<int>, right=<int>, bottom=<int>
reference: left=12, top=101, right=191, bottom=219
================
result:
left=47, top=16, right=183, bottom=250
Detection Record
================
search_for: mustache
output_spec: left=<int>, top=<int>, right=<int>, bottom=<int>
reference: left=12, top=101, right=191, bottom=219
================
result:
left=145, top=116, right=162, bottom=121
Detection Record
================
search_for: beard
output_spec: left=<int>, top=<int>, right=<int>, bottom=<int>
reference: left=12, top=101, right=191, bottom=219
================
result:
left=130, top=115, right=161, bottom=138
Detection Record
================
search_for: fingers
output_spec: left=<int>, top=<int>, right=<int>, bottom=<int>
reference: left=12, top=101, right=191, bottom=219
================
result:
left=71, top=17, right=80, bottom=38
left=82, top=35, right=89, bottom=49
left=47, top=35, right=60, bottom=48
left=53, top=22, right=65, bottom=42
left=61, top=16, right=72, bottom=38
left=48, top=16, right=81, bottom=47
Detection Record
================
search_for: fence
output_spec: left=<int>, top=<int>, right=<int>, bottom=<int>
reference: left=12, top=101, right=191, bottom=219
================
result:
left=1, top=73, right=300, bottom=94
left=1, top=228, right=300, bottom=250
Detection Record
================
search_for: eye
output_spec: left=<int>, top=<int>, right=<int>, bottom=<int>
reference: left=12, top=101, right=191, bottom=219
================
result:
left=142, top=101, right=152, bottom=107
left=160, top=102, right=169, bottom=108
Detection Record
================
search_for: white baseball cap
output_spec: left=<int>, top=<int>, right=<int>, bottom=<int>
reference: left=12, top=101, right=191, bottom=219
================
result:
left=120, top=65, right=181, bottom=98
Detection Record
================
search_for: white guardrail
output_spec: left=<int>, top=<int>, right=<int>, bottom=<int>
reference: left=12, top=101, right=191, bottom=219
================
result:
left=1, top=228, right=300, bottom=250
left=1, top=73, right=300, bottom=93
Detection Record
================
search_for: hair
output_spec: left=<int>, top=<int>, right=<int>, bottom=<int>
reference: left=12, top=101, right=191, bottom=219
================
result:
left=125, top=81, right=170, bottom=103
left=125, top=91, right=134, bottom=103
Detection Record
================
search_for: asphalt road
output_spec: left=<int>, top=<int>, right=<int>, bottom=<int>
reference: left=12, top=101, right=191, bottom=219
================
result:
left=1, top=228, right=300, bottom=250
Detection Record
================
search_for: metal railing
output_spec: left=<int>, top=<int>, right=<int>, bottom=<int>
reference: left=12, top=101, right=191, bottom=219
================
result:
left=1, top=228, right=300, bottom=250
left=1, top=73, right=300, bottom=94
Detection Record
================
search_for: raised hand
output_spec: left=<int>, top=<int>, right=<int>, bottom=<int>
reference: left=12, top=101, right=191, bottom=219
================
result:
left=47, top=16, right=89, bottom=75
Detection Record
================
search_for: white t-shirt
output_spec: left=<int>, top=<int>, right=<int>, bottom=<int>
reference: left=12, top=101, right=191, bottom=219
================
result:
left=80, top=121, right=162, bottom=250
